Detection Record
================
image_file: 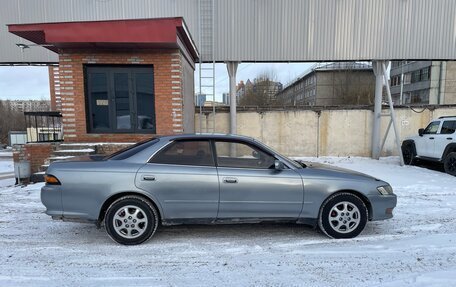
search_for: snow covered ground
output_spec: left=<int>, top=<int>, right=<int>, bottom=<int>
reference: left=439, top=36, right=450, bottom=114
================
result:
left=0, top=155, right=14, bottom=181
left=1, top=156, right=456, bottom=286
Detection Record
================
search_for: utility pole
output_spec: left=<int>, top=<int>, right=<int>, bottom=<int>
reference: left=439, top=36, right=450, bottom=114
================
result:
left=372, top=61, right=384, bottom=159
left=226, top=62, right=239, bottom=135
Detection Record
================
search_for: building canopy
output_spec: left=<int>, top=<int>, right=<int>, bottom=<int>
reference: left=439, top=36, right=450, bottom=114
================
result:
left=8, top=17, right=199, bottom=62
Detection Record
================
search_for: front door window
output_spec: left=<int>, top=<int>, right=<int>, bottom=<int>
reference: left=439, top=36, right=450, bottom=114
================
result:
left=86, top=66, right=155, bottom=133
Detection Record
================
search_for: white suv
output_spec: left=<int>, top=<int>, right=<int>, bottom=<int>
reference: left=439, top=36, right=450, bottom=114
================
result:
left=401, top=116, right=456, bottom=176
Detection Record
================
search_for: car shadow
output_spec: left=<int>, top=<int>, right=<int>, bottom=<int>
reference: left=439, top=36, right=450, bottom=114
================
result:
left=50, top=220, right=395, bottom=245
left=414, top=159, right=445, bottom=173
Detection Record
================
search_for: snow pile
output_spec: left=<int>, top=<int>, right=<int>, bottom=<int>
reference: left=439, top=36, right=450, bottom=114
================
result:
left=0, top=157, right=455, bottom=286
left=0, top=159, right=13, bottom=173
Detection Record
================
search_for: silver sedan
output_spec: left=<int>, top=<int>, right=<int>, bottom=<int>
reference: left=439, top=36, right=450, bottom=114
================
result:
left=41, top=134, right=397, bottom=245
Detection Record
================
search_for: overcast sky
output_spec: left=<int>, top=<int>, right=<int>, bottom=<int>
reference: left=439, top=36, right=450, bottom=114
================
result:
left=0, top=66, right=50, bottom=100
left=0, top=63, right=314, bottom=101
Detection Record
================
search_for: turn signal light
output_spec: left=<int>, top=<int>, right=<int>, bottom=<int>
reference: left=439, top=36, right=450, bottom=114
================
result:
left=45, top=175, right=61, bottom=185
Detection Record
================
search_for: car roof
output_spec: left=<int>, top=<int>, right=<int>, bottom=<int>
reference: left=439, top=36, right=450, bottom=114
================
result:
left=158, top=133, right=256, bottom=142
left=437, top=116, right=456, bottom=120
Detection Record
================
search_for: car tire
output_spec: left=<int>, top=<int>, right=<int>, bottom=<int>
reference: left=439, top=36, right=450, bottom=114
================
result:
left=318, top=192, right=368, bottom=239
left=443, top=152, right=456, bottom=176
left=105, top=195, right=159, bottom=245
left=402, top=143, right=416, bottom=165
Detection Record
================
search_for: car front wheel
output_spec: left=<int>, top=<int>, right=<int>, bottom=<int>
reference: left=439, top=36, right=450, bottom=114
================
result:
left=318, top=192, right=368, bottom=239
left=105, top=195, right=159, bottom=245
left=402, top=143, right=416, bottom=165
left=444, top=152, right=456, bottom=176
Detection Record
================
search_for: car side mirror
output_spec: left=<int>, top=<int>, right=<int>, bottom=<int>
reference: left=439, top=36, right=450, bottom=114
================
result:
left=274, top=160, right=285, bottom=170
left=418, top=128, right=424, bottom=137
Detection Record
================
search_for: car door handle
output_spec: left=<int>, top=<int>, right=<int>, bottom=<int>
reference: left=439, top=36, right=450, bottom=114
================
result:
left=223, top=177, right=238, bottom=184
left=429, top=137, right=434, bottom=140
left=142, top=175, right=156, bottom=181
left=447, top=137, right=453, bottom=140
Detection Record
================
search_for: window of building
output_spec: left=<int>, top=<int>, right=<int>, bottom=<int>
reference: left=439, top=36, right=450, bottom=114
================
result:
left=392, top=94, right=400, bottom=105
left=85, top=65, right=155, bottom=133
left=421, top=67, right=430, bottom=81
left=215, top=141, right=275, bottom=169
left=150, top=140, right=214, bottom=166
left=440, top=121, right=456, bottom=134
left=411, top=70, right=421, bottom=83
left=391, top=75, right=402, bottom=86
left=403, top=73, right=411, bottom=84
left=410, top=89, right=429, bottom=104
left=403, top=92, right=411, bottom=104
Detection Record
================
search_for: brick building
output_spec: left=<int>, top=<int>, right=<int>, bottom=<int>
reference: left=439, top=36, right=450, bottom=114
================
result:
left=8, top=18, right=198, bottom=177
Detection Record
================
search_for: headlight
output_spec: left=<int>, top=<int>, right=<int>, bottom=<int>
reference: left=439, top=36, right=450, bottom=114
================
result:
left=377, top=185, right=393, bottom=195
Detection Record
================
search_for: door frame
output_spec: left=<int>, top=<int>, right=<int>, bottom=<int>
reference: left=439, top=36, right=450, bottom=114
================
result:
left=84, top=64, right=156, bottom=134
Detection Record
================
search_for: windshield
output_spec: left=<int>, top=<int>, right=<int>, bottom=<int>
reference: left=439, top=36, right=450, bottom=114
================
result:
left=106, top=138, right=159, bottom=160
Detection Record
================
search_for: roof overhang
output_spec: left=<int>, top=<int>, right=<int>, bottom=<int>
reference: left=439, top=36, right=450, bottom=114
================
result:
left=8, top=17, right=199, bottom=62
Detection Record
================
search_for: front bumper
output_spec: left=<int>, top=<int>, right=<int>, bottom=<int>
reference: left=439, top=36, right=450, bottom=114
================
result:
left=368, top=194, right=397, bottom=221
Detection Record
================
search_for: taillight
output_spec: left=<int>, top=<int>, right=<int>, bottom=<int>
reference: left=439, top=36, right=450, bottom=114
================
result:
left=44, top=174, right=61, bottom=185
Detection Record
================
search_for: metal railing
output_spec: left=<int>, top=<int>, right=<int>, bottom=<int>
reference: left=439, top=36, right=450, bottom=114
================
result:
left=24, top=111, right=63, bottom=143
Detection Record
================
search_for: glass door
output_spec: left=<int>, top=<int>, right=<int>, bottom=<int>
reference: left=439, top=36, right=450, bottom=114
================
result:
left=86, top=65, right=155, bottom=134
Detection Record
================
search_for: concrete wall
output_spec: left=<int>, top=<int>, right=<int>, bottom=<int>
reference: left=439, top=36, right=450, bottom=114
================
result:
left=444, top=62, right=456, bottom=104
left=196, top=106, right=456, bottom=157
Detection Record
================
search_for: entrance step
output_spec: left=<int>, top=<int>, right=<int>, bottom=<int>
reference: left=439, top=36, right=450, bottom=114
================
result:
left=53, top=148, right=96, bottom=157
left=58, top=143, right=99, bottom=150
left=30, top=172, right=45, bottom=183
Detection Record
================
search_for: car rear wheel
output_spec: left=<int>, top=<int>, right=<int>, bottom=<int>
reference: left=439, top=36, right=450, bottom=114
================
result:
left=105, top=195, right=159, bottom=245
left=402, top=143, right=416, bottom=165
left=444, top=152, right=456, bottom=176
left=318, top=192, right=368, bottom=239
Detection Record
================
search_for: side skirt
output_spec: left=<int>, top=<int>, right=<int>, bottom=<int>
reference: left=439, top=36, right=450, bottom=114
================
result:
left=162, top=217, right=317, bottom=226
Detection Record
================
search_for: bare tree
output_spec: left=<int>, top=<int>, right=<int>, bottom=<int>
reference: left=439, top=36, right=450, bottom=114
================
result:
left=239, top=70, right=282, bottom=107
left=0, top=101, right=26, bottom=145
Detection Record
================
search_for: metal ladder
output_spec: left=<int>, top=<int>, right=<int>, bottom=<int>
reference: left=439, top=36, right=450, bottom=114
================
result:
left=198, top=0, right=216, bottom=133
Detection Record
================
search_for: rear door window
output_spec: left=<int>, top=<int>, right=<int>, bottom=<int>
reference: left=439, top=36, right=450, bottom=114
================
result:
left=149, top=140, right=214, bottom=166
left=107, top=138, right=159, bottom=160
left=440, top=120, right=456, bottom=134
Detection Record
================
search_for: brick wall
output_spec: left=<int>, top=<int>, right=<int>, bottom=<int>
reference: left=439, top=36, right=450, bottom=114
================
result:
left=48, top=66, right=62, bottom=111
left=13, top=143, right=57, bottom=174
left=25, top=143, right=54, bottom=173
left=93, top=143, right=134, bottom=155
left=58, top=49, right=187, bottom=143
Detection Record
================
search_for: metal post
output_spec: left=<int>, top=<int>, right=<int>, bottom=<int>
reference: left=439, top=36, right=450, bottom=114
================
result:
left=372, top=61, right=384, bottom=159
left=226, top=62, right=239, bottom=135
left=381, top=62, right=405, bottom=166
left=197, top=0, right=202, bottom=133
left=399, top=61, right=404, bottom=104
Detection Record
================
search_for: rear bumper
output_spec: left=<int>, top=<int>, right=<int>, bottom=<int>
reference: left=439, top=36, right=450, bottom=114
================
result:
left=41, top=185, right=63, bottom=217
left=368, top=194, right=397, bottom=221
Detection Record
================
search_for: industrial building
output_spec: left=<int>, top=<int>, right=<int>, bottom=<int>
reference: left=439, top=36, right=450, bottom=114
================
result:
left=2, top=100, right=50, bottom=112
left=390, top=61, right=456, bottom=105
left=277, top=62, right=375, bottom=106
